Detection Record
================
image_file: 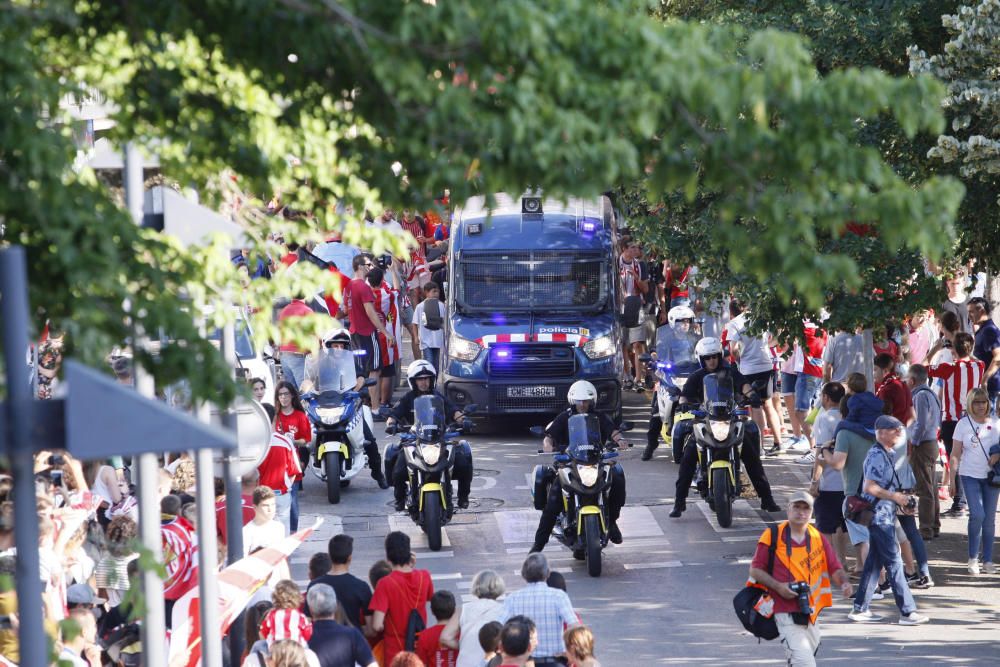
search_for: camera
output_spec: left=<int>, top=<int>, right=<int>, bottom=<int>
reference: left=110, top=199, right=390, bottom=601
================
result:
left=788, top=581, right=812, bottom=617
left=905, top=495, right=918, bottom=511
left=377, top=254, right=392, bottom=270
left=47, top=454, right=65, bottom=467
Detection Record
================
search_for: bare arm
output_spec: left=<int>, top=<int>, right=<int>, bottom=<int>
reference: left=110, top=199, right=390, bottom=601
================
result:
left=983, top=348, right=1000, bottom=386
left=829, top=450, right=847, bottom=472
left=863, top=479, right=908, bottom=506
left=371, top=610, right=385, bottom=634
left=439, top=608, right=461, bottom=649
left=949, top=440, right=964, bottom=496
left=748, top=567, right=795, bottom=600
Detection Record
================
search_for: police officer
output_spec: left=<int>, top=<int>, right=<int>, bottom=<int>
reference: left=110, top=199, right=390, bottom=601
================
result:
left=531, top=381, right=628, bottom=552
left=384, top=360, right=473, bottom=513
left=643, top=305, right=699, bottom=461
left=668, top=337, right=780, bottom=518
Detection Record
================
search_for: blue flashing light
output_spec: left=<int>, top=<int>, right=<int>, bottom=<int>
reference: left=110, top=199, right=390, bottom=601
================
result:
left=581, top=221, right=596, bottom=232
left=354, top=349, right=367, bottom=356
left=496, top=349, right=510, bottom=359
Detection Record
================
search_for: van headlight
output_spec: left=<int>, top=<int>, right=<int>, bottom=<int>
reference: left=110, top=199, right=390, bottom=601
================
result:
left=583, top=335, right=614, bottom=360
left=421, top=443, right=442, bottom=465
left=449, top=334, right=482, bottom=361
left=577, top=464, right=600, bottom=487
left=709, top=420, right=730, bottom=441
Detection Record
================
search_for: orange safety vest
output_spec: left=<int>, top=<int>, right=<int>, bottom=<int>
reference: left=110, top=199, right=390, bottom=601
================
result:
left=758, top=521, right=833, bottom=624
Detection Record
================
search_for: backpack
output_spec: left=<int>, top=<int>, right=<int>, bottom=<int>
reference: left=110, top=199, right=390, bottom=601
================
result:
left=391, top=573, right=427, bottom=652
left=622, top=295, right=642, bottom=328
left=732, top=524, right=780, bottom=641
left=422, top=298, right=443, bottom=331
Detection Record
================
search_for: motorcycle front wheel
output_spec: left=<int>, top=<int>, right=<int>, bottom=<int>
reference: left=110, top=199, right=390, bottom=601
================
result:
left=324, top=451, right=342, bottom=504
left=423, top=491, right=444, bottom=551
left=583, top=513, right=602, bottom=577
left=712, top=467, right=733, bottom=528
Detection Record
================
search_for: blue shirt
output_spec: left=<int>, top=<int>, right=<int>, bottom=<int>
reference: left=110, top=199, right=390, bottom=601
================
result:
left=974, top=319, right=1000, bottom=393
left=308, top=619, right=374, bottom=667
left=862, top=445, right=899, bottom=526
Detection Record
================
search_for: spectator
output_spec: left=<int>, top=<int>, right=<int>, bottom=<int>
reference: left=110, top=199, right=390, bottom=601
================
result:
left=950, top=387, right=1000, bottom=575
left=60, top=607, right=102, bottom=667
left=243, top=487, right=286, bottom=556
left=306, top=535, right=373, bottom=633
left=873, top=325, right=902, bottom=367
left=822, top=329, right=866, bottom=383
left=496, top=616, right=536, bottom=667
left=619, top=240, right=650, bottom=391
left=931, top=310, right=962, bottom=366
left=942, top=267, right=972, bottom=334
left=968, top=296, right=1000, bottom=403
left=416, top=591, right=459, bottom=667
left=849, top=415, right=928, bottom=625
left=267, top=640, right=311, bottom=667
left=251, top=377, right=276, bottom=423
left=345, top=254, right=396, bottom=409
left=368, top=266, right=402, bottom=417
left=779, top=344, right=804, bottom=450
left=500, top=554, right=578, bottom=666
left=272, top=381, right=310, bottom=533
left=414, top=282, right=446, bottom=372
left=874, top=353, right=913, bottom=424
left=242, top=600, right=273, bottom=666
left=161, top=495, right=198, bottom=623
left=563, top=626, right=600, bottom=667
left=260, top=580, right=312, bottom=646
left=477, top=622, right=502, bottom=667
left=94, top=515, right=138, bottom=607
left=276, top=295, right=314, bottom=390
left=662, top=260, right=693, bottom=309
left=306, top=584, right=376, bottom=667
left=442, top=569, right=505, bottom=667
left=369, top=532, right=434, bottom=665
left=907, top=310, right=937, bottom=366
left=369, top=559, right=392, bottom=589
left=390, top=652, right=426, bottom=667
left=829, top=374, right=882, bottom=576
left=726, top=302, right=784, bottom=454
left=215, top=470, right=258, bottom=547
left=796, top=323, right=828, bottom=449
left=883, top=427, right=933, bottom=587
left=810, top=382, right=849, bottom=566
left=307, top=552, right=333, bottom=583
left=929, top=332, right=984, bottom=516
left=906, top=364, right=943, bottom=541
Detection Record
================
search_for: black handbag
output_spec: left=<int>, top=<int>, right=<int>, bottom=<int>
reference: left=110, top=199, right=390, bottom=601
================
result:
left=733, top=525, right=780, bottom=641
left=966, top=416, right=1000, bottom=489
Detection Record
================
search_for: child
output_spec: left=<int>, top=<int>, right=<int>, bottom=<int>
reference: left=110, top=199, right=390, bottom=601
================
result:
left=307, top=552, right=332, bottom=582
left=416, top=590, right=459, bottom=667
left=259, top=580, right=312, bottom=645
left=479, top=621, right=502, bottom=667
left=413, top=282, right=446, bottom=371
left=242, top=486, right=286, bottom=556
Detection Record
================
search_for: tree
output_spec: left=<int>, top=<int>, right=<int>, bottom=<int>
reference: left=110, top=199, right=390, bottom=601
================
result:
left=2, top=0, right=962, bottom=401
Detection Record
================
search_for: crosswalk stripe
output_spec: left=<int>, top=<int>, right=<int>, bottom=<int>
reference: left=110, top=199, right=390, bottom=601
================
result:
left=388, top=514, right=452, bottom=548
left=623, top=561, right=682, bottom=570
left=694, top=499, right=766, bottom=534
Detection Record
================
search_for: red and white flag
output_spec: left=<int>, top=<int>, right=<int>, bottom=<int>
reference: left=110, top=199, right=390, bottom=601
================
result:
left=166, top=518, right=323, bottom=667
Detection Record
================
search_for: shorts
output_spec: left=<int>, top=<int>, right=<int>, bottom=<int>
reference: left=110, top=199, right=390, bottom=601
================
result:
left=841, top=497, right=869, bottom=546
left=794, top=374, right=822, bottom=412
left=814, top=491, right=846, bottom=534
left=744, top=370, right=775, bottom=406
left=401, top=303, right=415, bottom=327
left=627, top=324, right=647, bottom=345
left=350, top=332, right=381, bottom=375
left=780, top=372, right=798, bottom=396
left=380, top=361, right=397, bottom=379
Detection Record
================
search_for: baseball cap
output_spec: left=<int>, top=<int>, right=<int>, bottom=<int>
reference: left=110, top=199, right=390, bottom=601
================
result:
left=67, top=583, right=106, bottom=606
left=874, top=415, right=905, bottom=431
left=787, top=490, right=815, bottom=509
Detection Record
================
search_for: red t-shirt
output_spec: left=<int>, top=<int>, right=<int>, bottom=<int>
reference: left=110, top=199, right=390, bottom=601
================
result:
left=215, top=494, right=256, bottom=545
left=278, top=299, right=314, bottom=353
left=874, top=340, right=900, bottom=362
left=750, top=532, right=842, bottom=615
left=801, top=326, right=828, bottom=378
left=346, top=278, right=377, bottom=335
left=664, top=265, right=692, bottom=300
left=275, top=410, right=310, bottom=481
left=257, top=435, right=301, bottom=493
left=369, top=569, right=434, bottom=665
left=415, top=624, right=458, bottom=667
left=280, top=253, right=299, bottom=268
left=323, top=267, right=353, bottom=316
left=876, top=376, right=913, bottom=424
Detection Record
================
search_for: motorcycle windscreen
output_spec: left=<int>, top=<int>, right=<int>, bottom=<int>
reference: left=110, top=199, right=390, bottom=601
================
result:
left=655, top=325, right=698, bottom=366
left=312, top=347, right=358, bottom=397
left=703, top=373, right=735, bottom=419
left=566, top=413, right=602, bottom=464
left=413, top=395, right=446, bottom=441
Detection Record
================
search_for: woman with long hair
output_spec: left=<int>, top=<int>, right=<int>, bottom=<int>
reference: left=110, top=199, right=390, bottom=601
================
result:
left=272, top=381, right=310, bottom=532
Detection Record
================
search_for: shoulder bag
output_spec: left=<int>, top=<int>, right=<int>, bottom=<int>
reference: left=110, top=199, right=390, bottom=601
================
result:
left=733, top=524, right=780, bottom=641
left=966, top=416, right=1000, bottom=489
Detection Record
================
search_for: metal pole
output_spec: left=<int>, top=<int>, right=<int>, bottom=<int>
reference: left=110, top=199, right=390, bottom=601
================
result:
left=124, top=142, right=144, bottom=224
left=0, top=247, right=45, bottom=667
left=221, top=321, right=245, bottom=664
left=193, top=441, right=223, bottom=667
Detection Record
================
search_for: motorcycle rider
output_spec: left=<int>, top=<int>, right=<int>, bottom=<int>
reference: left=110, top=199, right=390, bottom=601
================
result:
left=669, top=337, right=781, bottom=517
left=531, top=380, right=629, bottom=552
left=643, top=305, right=700, bottom=461
left=384, top=360, right=473, bottom=513
left=301, top=329, right=389, bottom=489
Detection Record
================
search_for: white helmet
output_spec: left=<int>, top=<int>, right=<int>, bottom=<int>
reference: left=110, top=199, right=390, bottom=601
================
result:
left=321, top=328, right=351, bottom=347
left=407, top=359, right=437, bottom=390
left=668, top=305, right=696, bottom=327
left=695, top=337, right=723, bottom=364
left=567, top=380, right=598, bottom=403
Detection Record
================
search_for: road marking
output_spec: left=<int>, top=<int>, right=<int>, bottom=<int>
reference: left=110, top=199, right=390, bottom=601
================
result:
left=471, top=475, right=497, bottom=491
left=721, top=535, right=762, bottom=543
left=514, top=471, right=534, bottom=491
left=494, top=509, right=542, bottom=544
left=623, top=561, right=682, bottom=570
left=694, top=499, right=766, bottom=534
left=412, top=550, right=455, bottom=559
left=433, top=572, right=463, bottom=580
left=617, top=505, right=665, bottom=538
left=388, top=514, right=452, bottom=548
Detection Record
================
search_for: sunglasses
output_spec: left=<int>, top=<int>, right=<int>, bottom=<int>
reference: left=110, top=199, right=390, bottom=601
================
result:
left=277, top=391, right=292, bottom=397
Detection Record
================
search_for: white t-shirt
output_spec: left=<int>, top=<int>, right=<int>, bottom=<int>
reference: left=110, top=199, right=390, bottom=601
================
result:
left=813, top=408, right=844, bottom=492
left=414, top=299, right=446, bottom=350
left=726, top=313, right=773, bottom=375
left=953, top=415, right=1000, bottom=479
left=242, top=519, right=286, bottom=556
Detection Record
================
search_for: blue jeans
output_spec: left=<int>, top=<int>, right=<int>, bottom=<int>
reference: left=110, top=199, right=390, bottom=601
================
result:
left=290, top=480, right=300, bottom=533
left=281, top=353, right=307, bottom=390
left=960, top=475, right=1000, bottom=562
left=854, top=522, right=917, bottom=615
left=421, top=347, right=441, bottom=373
left=897, top=514, right=929, bottom=577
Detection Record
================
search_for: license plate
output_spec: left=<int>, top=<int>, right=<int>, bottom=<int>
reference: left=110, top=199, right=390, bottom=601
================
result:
left=507, top=385, right=556, bottom=398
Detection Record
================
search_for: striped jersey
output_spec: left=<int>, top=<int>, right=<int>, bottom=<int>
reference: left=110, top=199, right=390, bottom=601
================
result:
left=260, top=608, right=313, bottom=645
left=929, top=358, right=985, bottom=422
left=162, top=517, right=199, bottom=601
left=619, top=257, right=642, bottom=297
left=374, top=282, right=401, bottom=366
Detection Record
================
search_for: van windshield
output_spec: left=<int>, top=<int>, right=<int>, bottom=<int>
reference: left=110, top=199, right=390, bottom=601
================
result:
left=457, top=250, right=607, bottom=311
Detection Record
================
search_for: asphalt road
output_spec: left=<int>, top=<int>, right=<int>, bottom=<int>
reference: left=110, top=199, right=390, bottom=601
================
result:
left=289, top=386, right=1000, bottom=665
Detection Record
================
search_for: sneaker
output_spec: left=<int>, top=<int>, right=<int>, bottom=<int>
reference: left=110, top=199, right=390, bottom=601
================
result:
left=848, top=609, right=882, bottom=623
left=871, top=589, right=885, bottom=601
left=878, top=580, right=892, bottom=594
left=945, top=504, right=967, bottom=517
left=969, top=558, right=981, bottom=575
left=786, top=436, right=809, bottom=452
left=915, top=575, right=935, bottom=589
left=984, top=562, right=996, bottom=574
left=899, top=612, right=930, bottom=625
left=765, top=444, right=782, bottom=457
left=794, top=451, right=816, bottom=465
left=905, top=571, right=922, bottom=587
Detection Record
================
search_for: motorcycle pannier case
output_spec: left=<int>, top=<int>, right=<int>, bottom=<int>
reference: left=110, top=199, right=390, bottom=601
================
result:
left=532, top=465, right=553, bottom=511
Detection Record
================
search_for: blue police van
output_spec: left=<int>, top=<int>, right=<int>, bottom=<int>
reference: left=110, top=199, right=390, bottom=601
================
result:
left=441, top=193, right=624, bottom=420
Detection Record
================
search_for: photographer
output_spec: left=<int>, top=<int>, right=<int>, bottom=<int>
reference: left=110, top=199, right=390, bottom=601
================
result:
left=849, top=416, right=929, bottom=625
left=748, top=492, right=851, bottom=666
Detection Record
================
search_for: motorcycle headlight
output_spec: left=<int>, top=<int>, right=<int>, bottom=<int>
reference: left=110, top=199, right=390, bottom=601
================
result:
left=449, top=333, right=482, bottom=362
left=709, top=420, right=730, bottom=441
left=583, top=335, right=614, bottom=360
left=421, top=443, right=442, bottom=465
left=577, top=464, right=600, bottom=487
left=673, top=377, right=687, bottom=388
left=317, top=406, right=345, bottom=424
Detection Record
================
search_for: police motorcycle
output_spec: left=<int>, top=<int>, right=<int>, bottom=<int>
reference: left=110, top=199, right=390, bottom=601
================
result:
left=641, top=306, right=701, bottom=463
left=531, top=414, right=629, bottom=577
left=680, top=373, right=753, bottom=528
left=386, top=396, right=474, bottom=551
left=300, top=345, right=376, bottom=504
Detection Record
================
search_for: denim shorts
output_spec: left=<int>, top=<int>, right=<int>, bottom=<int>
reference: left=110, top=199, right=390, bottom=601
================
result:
left=794, top=374, right=822, bottom=412
left=780, top=372, right=798, bottom=396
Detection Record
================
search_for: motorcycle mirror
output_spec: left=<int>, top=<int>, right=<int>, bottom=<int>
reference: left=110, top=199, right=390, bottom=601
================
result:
left=364, top=377, right=378, bottom=387
left=529, top=426, right=546, bottom=438
left=618, top=421, right=633, bottom=432
left=385, top=424, right=398, bottom=435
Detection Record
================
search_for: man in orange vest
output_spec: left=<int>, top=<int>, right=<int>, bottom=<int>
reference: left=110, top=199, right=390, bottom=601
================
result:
left=748, top=491, right=852, bottom=666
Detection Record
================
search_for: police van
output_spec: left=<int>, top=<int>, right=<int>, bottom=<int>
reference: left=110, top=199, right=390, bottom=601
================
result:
left=441, top=193, right=624, bottom=420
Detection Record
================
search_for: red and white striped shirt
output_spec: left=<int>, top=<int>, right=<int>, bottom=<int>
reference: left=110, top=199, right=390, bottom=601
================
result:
left=374, top=282, right=401, bottom=366
left=260, top=608, right=313, bottom=645
left=619, top=257, right=642, bottom=297
left=162, top=517, right=199, bottom=601
left=929, top=358, right=985, bottom=422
